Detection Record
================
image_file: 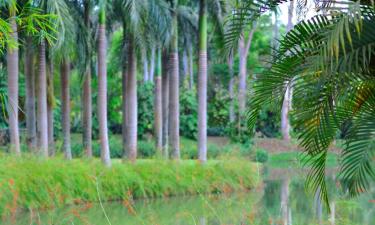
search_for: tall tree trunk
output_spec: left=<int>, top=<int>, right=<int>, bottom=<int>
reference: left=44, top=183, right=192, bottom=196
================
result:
left=198, top=0, right=208, bottom=162
left=149, top=46, right=155, bottom=83
left=228, top=54, right=235, bottom=123
left=125, top=33, right=137, bottom=162
left=238, top=23, right=256, bottom=122
left=25, top=37, right=37, bottom=150
left=281, top=0, right=294, bottom=141
left=98, top=9, right=111, bottom=166
left=7, top=17, right=20, bottom=155
left=122, top=25, right=128, bottom=158
left=83, top=66, right=92, bottom=157
left=154, top=48, right=163, bottom=155
left=37, top=39, right=49, bottom=157
left=142, top=48, right=149, bottom=83
left=47, top=57, right=55, bottom=156
left=61, top=59, right=72, bottom=160
left=188, top=45, right=194, bottom=89
left=281, top=178, right=291, bottom=225
left=169, top=8, right=180, bottom=159
left=161, top=50, right=169, bottom=158
left=182, top=49, right=188, bottom=85
left=82, top=0, right=92, bottom=157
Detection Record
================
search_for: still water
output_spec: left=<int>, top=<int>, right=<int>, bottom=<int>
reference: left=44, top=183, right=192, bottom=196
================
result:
left=6, top=168, right=375, bottom=225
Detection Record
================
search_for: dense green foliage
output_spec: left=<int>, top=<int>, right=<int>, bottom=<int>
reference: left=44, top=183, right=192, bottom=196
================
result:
left=0, top=156, right=260, bottom=217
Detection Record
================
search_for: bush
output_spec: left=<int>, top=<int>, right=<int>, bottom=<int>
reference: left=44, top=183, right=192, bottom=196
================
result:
left=138, top=83, right=154, bottom=138
left=180, top=84, right=198, bottom=140
left=254, top=148, right=269, bottom=163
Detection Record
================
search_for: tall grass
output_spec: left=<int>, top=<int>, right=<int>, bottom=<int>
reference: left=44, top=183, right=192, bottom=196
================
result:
left=0, top=156, right=260, bottom=218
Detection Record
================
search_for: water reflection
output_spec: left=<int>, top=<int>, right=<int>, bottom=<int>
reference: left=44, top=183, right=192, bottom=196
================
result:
left=4, top=168, right=374, bottom=225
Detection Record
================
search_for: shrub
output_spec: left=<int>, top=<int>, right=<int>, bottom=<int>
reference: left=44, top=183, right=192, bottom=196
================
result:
left=180, top=85, right=198, bottom=140
left=254, top=148, right=269, bottom=163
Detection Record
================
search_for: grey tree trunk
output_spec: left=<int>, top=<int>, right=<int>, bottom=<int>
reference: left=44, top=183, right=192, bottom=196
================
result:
left=188, top=45, right=194, bottom=89
left=142, top=48, right=149, bottom=83
left=169, top=12, right=180, bottom=159
left=281, top=0, right=294, bottom=141
left=182, top=49, right=188, bottom=84
left=61, top=59, right=72, bottom=160
left=37, top=39, right=49, bottom=157
left=198, top=0, right=207, bottom=162
left=98, top=22, right=111, bottom=166
left=122, top=27, right=128, bottom=158
left=47, top=58, right=55, bottom=156
left=125, top=34, right=138, bottom=162
left=162, top=50, right=169, bottom=158
left=7, top=18, right=20, bottom=155
left=228, top=54, right=235, bottom=123
left=82, top=0, right=92, bottom=158
left=25, top=37, right=37, bottom=150
left=83, top=66, right=92, bottom=157
left=149, top=46, right=155, bottom=83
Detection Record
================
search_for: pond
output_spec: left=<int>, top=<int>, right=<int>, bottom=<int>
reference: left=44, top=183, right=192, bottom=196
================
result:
left=5, top=168, right=374, bottom=225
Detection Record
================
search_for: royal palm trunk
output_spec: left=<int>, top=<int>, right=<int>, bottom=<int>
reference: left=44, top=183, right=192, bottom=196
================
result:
left=47, top=58, right=55, bottom=156
left=149, top=46, right=156, bottom=83
left=125, top=33, right=137, bottom=162
left=238, top=36, right=247, bottom=117
left=281, top=0, right=294, bottom=141
left=169, top=7, right=180, bottom=159
left=98, top=9, right=111, bottom=166
left=228, top=54, right=235, bottom=123
left=154, top=48, right=163, bottom=155
left=25, top=37, right=37, bottom=150
left=61, top=59, right=72, bottom=159
left=7, top=17, right=20, bottom=155
left=198, top=0, right=208, bottom=162
left=122, top=25, right=128, bottom=158
left=161, top=50, right=169, bottom=158
left=83, top=0, right=92, bottom=157
left=37, top=39, right=49, bottom=157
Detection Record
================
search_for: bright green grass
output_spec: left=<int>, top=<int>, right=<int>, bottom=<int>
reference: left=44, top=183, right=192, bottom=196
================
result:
left=0, top=156, right=260, bottom=217
left=268, top=151, right=338, bottom=168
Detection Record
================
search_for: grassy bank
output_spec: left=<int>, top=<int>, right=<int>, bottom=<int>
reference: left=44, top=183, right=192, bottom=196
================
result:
left=0, top=156, right=260, bottom=218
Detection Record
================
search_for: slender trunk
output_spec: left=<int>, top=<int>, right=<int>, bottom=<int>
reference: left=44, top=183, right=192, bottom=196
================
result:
left=47, top=57, right=55, bottom=156
left=228, top=54, right=235, bottom=123
left=82, top=0, right=92, bottom=157
left=37, top=39, right=48, bottom=157
left=281, top=0, right=294, bottom=142
left=149, top=46, right=155, bottom=83
left=154, top=48, right=163, bottom=155
left=7, top=17, right=20, bottom=155
left=198, top=0, right=208, bottom=162
left=161, top=50, right=169, bottom=158
left=83, top=66, right=92, bottom=157
left=169, top=9, right=180, bottom=159
left=238, top=37, right=247, bottom=117
left=188, top=45, right=194, bottom=89
left=25, top=37, right=37, bottom=150
left=122, top=25, right=128, bottom=158
left=98, top=11, right=111, bottom=166
left=182, top=49, right=188, bottom=85
left=125, top=33, right=137, bottom=162
left=272, top=11, right=279, bottom=57
left=61, top=59, right=72, bottom=159
left=142, top=48, right=149, bottom=83
left=238, top=23, right=256, bottom=121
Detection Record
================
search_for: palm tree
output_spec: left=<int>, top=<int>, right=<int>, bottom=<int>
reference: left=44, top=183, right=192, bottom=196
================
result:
left=6, top=12, right=20, bottom=155
left=97, top=4, right=111, bottom=166
left=162, top=49, right=170, bottom=157
left=154, top=48, right=163, bottom=154
left=232, top=0, right=375, bottom=205
left=168, top=0, right=180, bottom=159
left=37, top=38, right=49, bottom=156
left=280, top=0, right=294, bottom=142
left=60, top=59, right=72, bottom=159
left=197, top=0, right=208, bottom=162
left=24, top=37, right=37, bottom=150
